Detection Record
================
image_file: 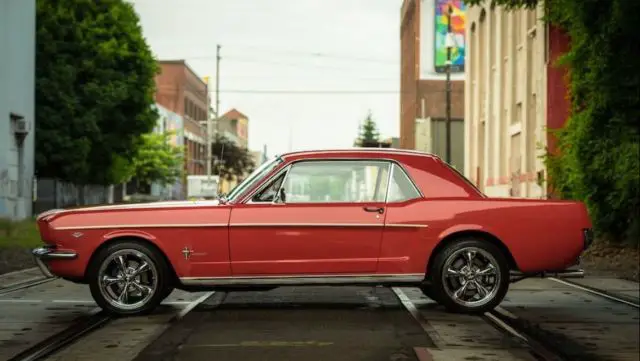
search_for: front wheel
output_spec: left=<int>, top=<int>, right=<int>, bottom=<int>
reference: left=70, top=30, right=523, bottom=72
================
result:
left=429, top=238, right=510, bottom=314
left=88, top=241, right=171, bottom=316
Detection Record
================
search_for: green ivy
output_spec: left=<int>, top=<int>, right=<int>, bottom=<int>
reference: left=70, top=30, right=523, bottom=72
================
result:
left=466, top=0, right=640, bottom=244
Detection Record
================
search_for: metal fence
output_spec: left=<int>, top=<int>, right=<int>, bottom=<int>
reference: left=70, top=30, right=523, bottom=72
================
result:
left=33, top=178, right=112, bottom=215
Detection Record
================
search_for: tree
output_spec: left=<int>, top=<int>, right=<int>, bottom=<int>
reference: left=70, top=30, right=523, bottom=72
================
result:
left=211, top=134, right=256, bottom=181
left=466, top=0, right=640, bottom=244
left=128, top=131, right=184, bottom=190
left=355, top=111, right=381, bottom=147
left=35, top=0, right=159, bottom=186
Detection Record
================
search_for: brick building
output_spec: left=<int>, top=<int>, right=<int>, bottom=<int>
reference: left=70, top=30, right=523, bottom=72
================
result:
left=154, top=60, right=209, bottom=177
left=464, top=2, right=570, bottom=198
left=400, top=0, right=466, bottom=170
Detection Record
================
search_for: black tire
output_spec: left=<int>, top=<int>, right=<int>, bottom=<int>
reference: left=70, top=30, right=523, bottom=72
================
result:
left=419, top=284, right=442, bottom=303
left=428, top=238, right=509, bottom=314
left=161, top=285, right=175, bottom=300
left=88, top=241, right=172, bottom=316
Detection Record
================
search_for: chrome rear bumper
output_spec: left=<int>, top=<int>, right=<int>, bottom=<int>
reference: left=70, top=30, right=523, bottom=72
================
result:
left=510, top=269, right=585, bottom=279
left=32, top=247, right=78, bottom=278
left=509, top=268, right=585, bottom=283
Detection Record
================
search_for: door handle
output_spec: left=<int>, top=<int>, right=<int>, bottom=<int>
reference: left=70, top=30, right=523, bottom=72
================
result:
left=363, top=206, right=384, bottom=214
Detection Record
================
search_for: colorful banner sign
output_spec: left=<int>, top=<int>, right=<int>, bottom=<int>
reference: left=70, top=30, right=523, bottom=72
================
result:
left=434, top=0, right=466, bottom=73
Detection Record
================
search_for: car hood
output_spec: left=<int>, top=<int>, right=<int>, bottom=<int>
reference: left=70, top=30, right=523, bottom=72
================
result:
left=36, top=199, right=223, bottom=221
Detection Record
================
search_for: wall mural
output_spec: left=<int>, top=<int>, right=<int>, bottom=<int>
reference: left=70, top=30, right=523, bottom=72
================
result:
left=434, top=0, right=466, bottom=73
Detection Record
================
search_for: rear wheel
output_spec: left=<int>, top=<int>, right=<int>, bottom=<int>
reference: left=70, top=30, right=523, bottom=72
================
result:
left=88, top=241, right=171, bottom=316
left=428, top=238, right=509, bottom=314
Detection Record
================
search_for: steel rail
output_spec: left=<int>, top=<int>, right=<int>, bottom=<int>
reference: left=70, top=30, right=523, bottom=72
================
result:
left=7, top=308, right=111, bottom=361
left=0, top=277, right=56, bottom=296
left=6, top=291, right=215, bottom=361
left=548, top=277, right=639, bottom=309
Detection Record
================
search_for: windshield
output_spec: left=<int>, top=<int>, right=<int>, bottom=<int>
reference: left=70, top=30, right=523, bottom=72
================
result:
left=225, top=155, right=284, bottom=202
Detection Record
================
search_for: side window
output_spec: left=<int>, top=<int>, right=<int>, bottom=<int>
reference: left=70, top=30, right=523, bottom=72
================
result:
left=252, top=172, right=286, bottom=203
left=282, top=160, right=390, bottom=203
left=386, top=164, right=421, bottom=202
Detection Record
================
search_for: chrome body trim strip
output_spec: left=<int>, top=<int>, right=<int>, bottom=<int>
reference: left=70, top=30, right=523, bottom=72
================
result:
left=32, top=247, right=78, bottom=278
left=180, top=273, right=425, bottom=286
left=282, top=148, right=437, bottom=159
left=384, top=162, right=395, bottom=203
left=229, top=223, right=384, bottom=227
left=53, top=223, right=228, bottom=231
left=54, top=222, right=427, bottom=230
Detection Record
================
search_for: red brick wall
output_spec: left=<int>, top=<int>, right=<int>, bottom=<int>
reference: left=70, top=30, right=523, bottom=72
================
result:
left=400, top=0, right=419, bottom=149
left=155, top=61, right=208, bottom=176
left=546, top=24, right=571, bottom=155
left=400, top=0, right=465, bottom=149
left=417, top=79, right=465, bottom=120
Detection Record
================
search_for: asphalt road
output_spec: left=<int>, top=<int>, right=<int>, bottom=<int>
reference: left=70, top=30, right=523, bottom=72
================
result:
left=133, top=286, right=432, bottom=361
left=0, top=269, right=638, bottom=361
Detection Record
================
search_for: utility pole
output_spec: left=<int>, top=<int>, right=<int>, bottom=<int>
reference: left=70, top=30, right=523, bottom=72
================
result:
left=445, top=5, right=453, bottom=165
left=207, top=45, right=221, bottom=178
left=215, top=44, right=221, bottom=133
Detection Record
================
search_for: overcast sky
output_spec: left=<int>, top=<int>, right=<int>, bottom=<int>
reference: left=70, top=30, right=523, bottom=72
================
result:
left=130, top=0, right=401, bottom=157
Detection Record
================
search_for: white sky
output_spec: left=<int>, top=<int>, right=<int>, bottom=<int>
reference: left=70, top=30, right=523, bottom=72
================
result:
left=130, top=0, right=401, bottom=157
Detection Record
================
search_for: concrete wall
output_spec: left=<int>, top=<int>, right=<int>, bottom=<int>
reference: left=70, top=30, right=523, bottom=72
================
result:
left=0, top=0, right=36, bottom=220
left=415, top=117, right=464, bottom=171
left=464, top=3, right=564, bottom=199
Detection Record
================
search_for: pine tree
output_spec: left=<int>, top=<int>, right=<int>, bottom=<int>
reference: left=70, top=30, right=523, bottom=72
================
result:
left=355, top=111, right=380, bottom=147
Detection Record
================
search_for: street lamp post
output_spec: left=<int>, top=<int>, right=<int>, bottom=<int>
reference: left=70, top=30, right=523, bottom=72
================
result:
left=444, top=5, right=454, bottom=165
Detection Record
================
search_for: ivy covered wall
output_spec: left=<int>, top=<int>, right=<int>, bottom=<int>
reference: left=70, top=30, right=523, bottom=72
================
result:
left=466, top=0, right=640, bottom=244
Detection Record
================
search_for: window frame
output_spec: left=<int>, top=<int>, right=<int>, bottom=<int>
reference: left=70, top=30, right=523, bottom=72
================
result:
left=243, top=158, right=423, bottom=205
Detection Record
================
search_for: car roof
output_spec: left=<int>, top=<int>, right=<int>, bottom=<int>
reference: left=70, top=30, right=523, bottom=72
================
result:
left=278, top=148, right=441, bottom=161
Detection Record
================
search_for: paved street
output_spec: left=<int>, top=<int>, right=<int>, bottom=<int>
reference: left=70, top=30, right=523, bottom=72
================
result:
left=0, top=271, right=638, bottom=361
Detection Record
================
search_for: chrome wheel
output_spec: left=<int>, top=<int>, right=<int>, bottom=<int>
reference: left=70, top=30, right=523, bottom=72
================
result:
left=441, top=246, right=501, bottom=308
left=97, top=249, right=158, bottom=311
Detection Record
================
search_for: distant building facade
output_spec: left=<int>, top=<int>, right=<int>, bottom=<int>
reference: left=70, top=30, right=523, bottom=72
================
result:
left=216, top=109, right=250, bottom=194
left=217, top=108, right=249, bottom=148
left=0, top=0, right=36, bottom=220
left=154, top=60, right=209, bottom=178
left=400, top=0, right=466, bottom=171
left=464, top=3, right=570, bottom=198
left=150, top=104, right=185, bottom=200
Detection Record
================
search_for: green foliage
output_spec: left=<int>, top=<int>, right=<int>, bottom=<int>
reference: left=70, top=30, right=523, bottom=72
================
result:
left=355, top=111, right=381, bottom=147
left=464, top=0, right=538, bottom=10
left=35, top=0, right=159, bottom=185
left=129, top=131, right=184, bottom=187
left=211, top=134, right=256, bottom=181
left=0, top=219, right=42, bottom=249
left=467, top=0, right=640, bottom=244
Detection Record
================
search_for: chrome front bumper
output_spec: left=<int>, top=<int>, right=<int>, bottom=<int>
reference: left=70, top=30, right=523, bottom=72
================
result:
left=32, top=247, right=78, bottom=278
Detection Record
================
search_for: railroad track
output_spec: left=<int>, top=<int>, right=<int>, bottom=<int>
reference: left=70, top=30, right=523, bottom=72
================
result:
left=5, top=292, right=215, bottom=361
left=0, top=276, right=56, bottom=296
left=548, top=277, right=639, bottom=309
left=485, top=278, right=638, bottom=361
left=394, top=278, right=638, bottom=361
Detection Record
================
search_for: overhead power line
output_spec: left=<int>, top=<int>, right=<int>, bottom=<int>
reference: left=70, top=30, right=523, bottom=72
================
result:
left=156, top=85, right=465, bottom=95
left=183, top=45, right=398, bottom=65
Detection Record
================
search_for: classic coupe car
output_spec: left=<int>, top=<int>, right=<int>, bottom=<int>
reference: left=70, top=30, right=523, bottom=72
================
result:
left=32, top=149, right=593, bottom=316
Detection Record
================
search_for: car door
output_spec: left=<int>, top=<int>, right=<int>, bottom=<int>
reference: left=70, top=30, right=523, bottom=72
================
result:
left=379, top=162, right=433, bottom=274
left=228, top=159, right=391, bottom=276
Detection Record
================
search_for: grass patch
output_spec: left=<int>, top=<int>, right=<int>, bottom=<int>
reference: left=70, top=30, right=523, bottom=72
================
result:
left=0, top=218, right=42, bottom=249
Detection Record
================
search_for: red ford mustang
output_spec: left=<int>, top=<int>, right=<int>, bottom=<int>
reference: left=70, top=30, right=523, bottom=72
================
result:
left=32, top=149, right=593, bottom=316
